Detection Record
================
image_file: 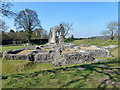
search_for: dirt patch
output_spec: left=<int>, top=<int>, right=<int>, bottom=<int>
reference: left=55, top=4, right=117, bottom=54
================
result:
left=62, top=51, right=79, bottom=54
left=80, top=46, right=97, bottom=50
left=18, top=50, right=34, bottom=55
left=38, top=52, right=49, bottom=54
left=41, top=48, right=51, bottom=50
left=64, top=48, right=75, bottom=51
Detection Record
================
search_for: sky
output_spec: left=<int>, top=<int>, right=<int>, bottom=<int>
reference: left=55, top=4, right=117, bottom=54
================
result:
left=4, top=2, right=118, bottom=38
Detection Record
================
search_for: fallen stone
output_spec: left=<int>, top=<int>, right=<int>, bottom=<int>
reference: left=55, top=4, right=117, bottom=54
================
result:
left=103, top=70, right=115, bottom=73
left=95, top=59, right=104, bottom=62
left=89, top=45, right=101, bottom=48
left=80, top=44, right=89, bottom=47
left=74, top=46, right=81, bottom=50
left=98, top=65, right=108, bottom=68
left=77, top=67, right=85, bottom=70
left=102, top=45, right=118, bottom=50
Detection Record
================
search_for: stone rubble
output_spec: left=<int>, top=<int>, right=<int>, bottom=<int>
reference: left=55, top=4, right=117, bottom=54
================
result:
left=3, top=24, right=118, bottom=67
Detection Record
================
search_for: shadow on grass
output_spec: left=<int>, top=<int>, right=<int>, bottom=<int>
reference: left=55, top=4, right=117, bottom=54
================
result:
left=2, top=58, right=120, bottom=88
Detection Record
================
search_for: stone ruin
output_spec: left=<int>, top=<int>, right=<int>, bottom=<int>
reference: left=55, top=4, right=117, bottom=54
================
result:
left=49, top=24, right=64, bottom=44
left=3, top=24, right=118, bottom=66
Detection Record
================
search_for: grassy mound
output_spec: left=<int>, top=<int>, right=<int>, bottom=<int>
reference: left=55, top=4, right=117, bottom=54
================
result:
left=71, top=39, right=118, bottom=46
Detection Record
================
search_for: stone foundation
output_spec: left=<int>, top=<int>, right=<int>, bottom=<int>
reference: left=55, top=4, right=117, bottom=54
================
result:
left=3, top=43, right=117, bottom=66
left=3, top=24, right=117, bottom=67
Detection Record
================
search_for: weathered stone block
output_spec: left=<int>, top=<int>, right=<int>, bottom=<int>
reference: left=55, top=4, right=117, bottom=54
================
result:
left=34, top=53, right=54, bottom=63
left=25, top=46, right=35, bottom=50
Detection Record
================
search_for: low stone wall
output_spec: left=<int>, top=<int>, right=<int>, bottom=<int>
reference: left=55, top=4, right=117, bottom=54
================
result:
left=5, top=49, right=24, bottom=54
left=102, top=45, right=118, bottom=50
left=4, top=54, right=28, bottom=60
left=3, top=48, right=30, bottom=60
left=80, top=49, right=113, bottom=57
left=34, top=53, right=54, bottom=63
left=52, top=52, right=95, bottom=66
left=3, top=43, right=117, bottom=67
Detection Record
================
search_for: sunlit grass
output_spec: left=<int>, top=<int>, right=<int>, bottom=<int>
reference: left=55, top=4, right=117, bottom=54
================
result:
left=72, top=39, right=118, bottom=46
left=2, top=58, right=120, bottom=88
left=2, top=45, right=28, bottom=53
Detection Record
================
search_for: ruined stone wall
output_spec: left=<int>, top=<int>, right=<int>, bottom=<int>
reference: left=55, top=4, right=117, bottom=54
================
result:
left=80, top=49, right=113, bottom=57
left=3, top=48, right=31, bottom=60
left=48, top=24, right=65, bottom=44
left=4, top=54, right=28, bottom=60
left=52, top=52, right=95, bottom=66
left=34, top=53, right=54, bottom=63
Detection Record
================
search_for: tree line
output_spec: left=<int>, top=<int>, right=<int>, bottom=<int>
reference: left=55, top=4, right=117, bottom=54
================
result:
left=0, top=2, right=73, bottom=44
left=2, top=29, right=48, bottom=41
left=1, top=2, right=49, bottom=44
left=0, top=1, right=118, bottom=45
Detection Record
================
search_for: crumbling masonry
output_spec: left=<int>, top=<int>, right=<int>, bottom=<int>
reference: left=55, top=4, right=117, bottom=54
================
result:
left=3, top=24, right=118, bottom=66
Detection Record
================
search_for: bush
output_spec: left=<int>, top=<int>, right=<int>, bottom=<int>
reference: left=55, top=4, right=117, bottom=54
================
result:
left=64, top=38, right=74, bottom=43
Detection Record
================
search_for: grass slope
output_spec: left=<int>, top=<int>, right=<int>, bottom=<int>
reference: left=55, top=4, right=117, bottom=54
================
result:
left=71, top=39, right=118, bottom=46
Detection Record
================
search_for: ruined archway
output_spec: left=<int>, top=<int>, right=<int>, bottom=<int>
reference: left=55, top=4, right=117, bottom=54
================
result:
left=49, top=24, right=65, bottom=44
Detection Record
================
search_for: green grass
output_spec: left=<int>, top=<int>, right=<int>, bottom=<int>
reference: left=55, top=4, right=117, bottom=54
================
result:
left=2, top=39, right=119, bottom=88
left=2, top=58, right=120, bottom=88
left=2, top=45, right=28, bottom=53
left=71, top=39, right=118, bottom=46
left=2, top=59, right=57, bottom=76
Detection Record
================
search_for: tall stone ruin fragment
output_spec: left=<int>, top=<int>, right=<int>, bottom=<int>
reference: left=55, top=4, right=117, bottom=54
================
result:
left=49, top=24, right=65, bottom=44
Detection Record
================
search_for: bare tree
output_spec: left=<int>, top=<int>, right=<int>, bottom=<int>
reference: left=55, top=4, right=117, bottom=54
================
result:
left=14, top=9, right=42, bottom=43
left=16, top=30, right=27, bottom=40
left=37, top=29, right=42, bottom=39
left=1, top=31, right=9, bottom=40
left=101, top=30, right=111, bottom=36
left=41, top=29, right=48, bottom=39
left=102, top=21, right=118, bottom=40
left=0, top=0, right=15, bottom=32
left=0, top=0, right=15, bottom=17
left=33, top=28, right=43, bottom=39
left=0, top=20, right=8, bottom=31
left=8, top=29, right=16, bottom=40
left=60, top=22, right=73, bottom=38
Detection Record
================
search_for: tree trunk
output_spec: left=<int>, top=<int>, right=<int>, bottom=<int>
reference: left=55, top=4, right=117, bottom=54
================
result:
left=28, top=36, right=31, bottom=44
left=111, top=30, right=114, bottom=40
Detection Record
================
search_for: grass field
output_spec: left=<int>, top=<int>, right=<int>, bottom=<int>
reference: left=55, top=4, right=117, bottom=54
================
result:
left=1, top=45, right=28, bottom=53
left=71, top=39, right=118, bottom=46
left=2, top=58, right=120, bottom=88
left=2, top=39, right=119, bottom=88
